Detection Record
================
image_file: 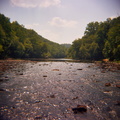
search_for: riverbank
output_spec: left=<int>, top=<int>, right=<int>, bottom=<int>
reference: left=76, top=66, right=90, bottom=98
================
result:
left=94, top=61, right=120, bottom=72
left=0, top=59, right=33, bottom=73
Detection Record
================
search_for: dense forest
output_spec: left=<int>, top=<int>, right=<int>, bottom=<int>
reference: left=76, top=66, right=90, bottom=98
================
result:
left=0, top=14, right=120, bottom=61
left=68, top=16, right=120, bottom=61
left=0, top=14, right=69, bottom=59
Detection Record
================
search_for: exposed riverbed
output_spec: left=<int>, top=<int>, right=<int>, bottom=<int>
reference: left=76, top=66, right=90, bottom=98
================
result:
left=0, top=60, right=120, bottom=120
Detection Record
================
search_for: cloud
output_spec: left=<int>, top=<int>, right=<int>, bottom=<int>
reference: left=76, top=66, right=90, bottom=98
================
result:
left=38, top=29, right=60, bottom=43
left=11, top=0, right=61, bottom=8
left=48, top=17, right=78, bottom=27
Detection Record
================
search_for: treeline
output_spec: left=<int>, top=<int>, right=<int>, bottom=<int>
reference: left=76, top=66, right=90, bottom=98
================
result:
left=0, top=14, right=68, bottom=59
left=68, top=16, right=120, bottom=61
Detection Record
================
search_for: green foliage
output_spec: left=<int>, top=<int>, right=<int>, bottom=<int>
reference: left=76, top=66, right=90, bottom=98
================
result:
left=0, top=13, right=68, bottom=59
left=69, top=16, right=120, bottom=60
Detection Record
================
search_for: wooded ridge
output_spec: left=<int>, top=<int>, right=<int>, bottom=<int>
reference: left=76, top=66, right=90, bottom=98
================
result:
left=0, top=14, right=69, bottom=59
left=0, top=14, right=120, bottom=60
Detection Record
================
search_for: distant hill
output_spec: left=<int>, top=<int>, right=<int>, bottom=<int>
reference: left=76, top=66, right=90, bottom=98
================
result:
left=61, top=44, right=71, bottom=48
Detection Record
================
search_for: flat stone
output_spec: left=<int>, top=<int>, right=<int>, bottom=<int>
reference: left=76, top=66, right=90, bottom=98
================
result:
left=43, top=75, right=47, bottom=77
left=35, top=115, right=42, bottom=119
left=77, top=69, right=83, bottom=70
left=105, top=83, right=111, bottom=87
left=0, top=88, right=6, bottom=91
left=72, top=105, right=87, bottom=114
left=52, top=69, right=59, bottom=71
left=116, top=84, right=120, bottom=88
left=115, top=101, right=120, bottom=105
left=50, top=95, right=55, bottom=98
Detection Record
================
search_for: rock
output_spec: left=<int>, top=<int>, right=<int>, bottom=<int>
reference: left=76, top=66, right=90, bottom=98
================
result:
left=47, top=94, right=55, bottom=98
left=35, top=100, right=43, bottom=103
left=12, top=106, right=16, bottom=109
left=116, top=84, right=120, bottom=88
left=105, top=83, right=111, bottom=87
left=72, top=105, right=87, bottom=114
left=77, top=69, right=83, bottom=70
left=43, top=75, right=47, bottom=77
left=0, top=79, right=4, bottom=82
left=58, top=73, right=62, bottom=75
left=52, top=69, right=59, bottom=71
left=117, top=66, right=120, bottom=70
left=102, top=59, right=109, bottom=63
left=19, top=73, right=23, bottom=75
left=72, top=96, right=78, bottom=100
left=0, top=88, right=6, bottom=91
left=101, top=70, right=105, bottom=73
left=115, top=101, right=120, bottom=106
left=35, top=115, right=42, bottom=119
left=50, top=95, right=55, bottom=98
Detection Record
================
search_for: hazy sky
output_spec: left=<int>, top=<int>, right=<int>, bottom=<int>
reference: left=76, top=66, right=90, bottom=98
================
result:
left=0, top=0, right=120, bottom=44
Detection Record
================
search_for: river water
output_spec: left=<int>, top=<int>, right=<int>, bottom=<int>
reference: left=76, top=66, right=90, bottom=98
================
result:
left=0, top=60, right=120, bottom=120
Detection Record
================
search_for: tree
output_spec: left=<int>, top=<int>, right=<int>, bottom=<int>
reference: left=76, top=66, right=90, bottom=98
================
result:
left=79, top=45, right=89, bottom=60
left=84, top=22, right=99, bottom=36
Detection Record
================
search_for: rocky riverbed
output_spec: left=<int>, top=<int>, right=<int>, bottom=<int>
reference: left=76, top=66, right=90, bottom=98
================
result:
left=0, top=60, right=120, bottom=120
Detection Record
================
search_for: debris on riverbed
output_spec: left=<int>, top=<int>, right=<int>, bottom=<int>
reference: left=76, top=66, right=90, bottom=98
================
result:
left=0, top=88, right=6, bottom=92
left=43, top=75, right=47, bottom=77
left=0, top=60, right=120, bottom=120
left=35, top=115, right=43, bottom=119
left=77, top=68, right=83, bottom=70
left=47, top=94, right=55, bottom=98
left=72, top=105, right=87, bottom=114
left=52, top=69, right=59, bottom=71
left=35, top=100, right=44, bottom=103
left=105, top=83, right=111, bottom=87
left=115, top=101, right=120, bottom=106
left=116, top=84, right=120, bottom=88
left=72, top=96, right=79, bottom=100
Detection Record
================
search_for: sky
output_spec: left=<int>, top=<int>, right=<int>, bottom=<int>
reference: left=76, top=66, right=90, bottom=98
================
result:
left=0, top=0, right=120, bottom=44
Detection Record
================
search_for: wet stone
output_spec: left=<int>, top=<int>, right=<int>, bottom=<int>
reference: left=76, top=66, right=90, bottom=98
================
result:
left=35, top=115, right=42, bottom=119
left=19, top=73, right=23, bottom=75
left=72, top=96, right=79, bottom=100
left=50, top=95, right=55, bottom=98
left=35, top=100, right=43, bottom=103
left=115, top=101, right=120, bottom=106
left=77, top=68, right=83, bottom=70
left=43, top=75, right=47, bottom=77
left=105, top=83, right=111, bottom=87
left=11, top=106, right=16, bottom=109
left=0, top=88, right=6, bottom=92
left=52, top=69, right=59, bottom=71
left=116, top=84, right=120, bottom=88
left=101, top=70, right=105, bottom=73
left=72, top=105, right=87, bottom=114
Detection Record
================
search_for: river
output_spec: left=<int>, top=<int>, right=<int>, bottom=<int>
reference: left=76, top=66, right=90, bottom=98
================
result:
left=0, top=60, right=120, bottom=120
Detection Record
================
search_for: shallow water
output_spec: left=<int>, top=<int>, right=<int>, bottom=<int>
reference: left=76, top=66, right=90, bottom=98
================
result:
left=0, top=60, right=120, bottom=120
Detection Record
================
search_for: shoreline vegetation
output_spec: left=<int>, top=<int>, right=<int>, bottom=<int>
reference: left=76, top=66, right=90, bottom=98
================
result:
left=0, top=14, right=120, bottom=61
